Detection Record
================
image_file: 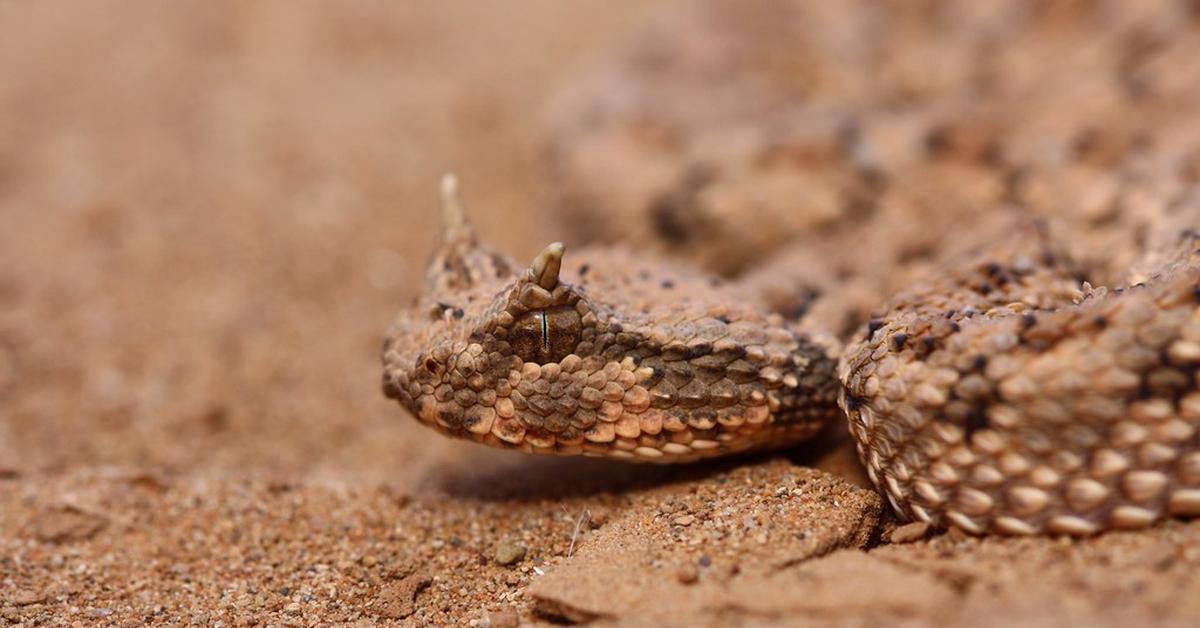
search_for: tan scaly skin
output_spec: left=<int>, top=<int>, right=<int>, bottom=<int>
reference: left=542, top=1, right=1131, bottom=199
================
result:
left=841, top=226, right=1200, bottom=535
left=382, top=177, right=1200, bottom=536
left=382, top=176, right=841, bottom=463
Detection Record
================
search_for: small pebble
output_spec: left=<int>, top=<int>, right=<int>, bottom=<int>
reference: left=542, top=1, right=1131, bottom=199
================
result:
left=676, top=564, right=700, bottom=584
left=588, top=511, right=609, bottom=528
left=890, top=521, right=932, bottom=544
left=488, top=609, right=520, bottom=628
left=673, top=514, right=695, bottom=526
left=12, top=590, right=45, bottom=606
left=494, top=542, right=527, bottom=566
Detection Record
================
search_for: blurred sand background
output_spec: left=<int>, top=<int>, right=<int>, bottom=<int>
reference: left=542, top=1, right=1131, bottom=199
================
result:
left=0, top=0, right=655, bottom=482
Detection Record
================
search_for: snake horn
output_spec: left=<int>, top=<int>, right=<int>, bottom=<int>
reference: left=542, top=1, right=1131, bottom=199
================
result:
left=439, top=173, right=475, bottom=244
left=530, top=241, right=565, bottom=290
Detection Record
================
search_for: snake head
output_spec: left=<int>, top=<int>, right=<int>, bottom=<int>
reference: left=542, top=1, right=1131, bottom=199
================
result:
left=382, top=176, right=841, bottom=461
left=381, top=176, right=584, bottom=440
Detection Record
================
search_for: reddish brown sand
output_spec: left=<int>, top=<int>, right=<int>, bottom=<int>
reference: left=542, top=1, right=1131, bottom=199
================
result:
left=2, top=2, right=1200, bottom=626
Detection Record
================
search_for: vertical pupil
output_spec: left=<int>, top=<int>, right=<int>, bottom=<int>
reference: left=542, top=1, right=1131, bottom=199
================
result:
left=539, top=311, right=550, bottom=353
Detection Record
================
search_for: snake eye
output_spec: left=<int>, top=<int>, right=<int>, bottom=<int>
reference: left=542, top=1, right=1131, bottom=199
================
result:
left=509, top=306, right=582, bottom=364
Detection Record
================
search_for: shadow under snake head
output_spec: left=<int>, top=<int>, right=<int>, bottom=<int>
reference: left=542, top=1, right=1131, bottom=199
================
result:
left=382, top=175, right=842, bottom=462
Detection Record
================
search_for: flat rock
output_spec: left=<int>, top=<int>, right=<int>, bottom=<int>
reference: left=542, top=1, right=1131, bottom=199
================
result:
left=528, top=460, right=884, bottom=623
left=31, top=505, right=108, bottom=543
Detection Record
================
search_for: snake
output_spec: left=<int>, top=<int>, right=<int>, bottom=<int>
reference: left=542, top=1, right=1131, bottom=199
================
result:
left=382, top=0, right=1200, bottom=536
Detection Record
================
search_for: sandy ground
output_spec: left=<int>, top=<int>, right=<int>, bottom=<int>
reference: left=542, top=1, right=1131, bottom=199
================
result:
left=2, top=2, right=1200, bottom=626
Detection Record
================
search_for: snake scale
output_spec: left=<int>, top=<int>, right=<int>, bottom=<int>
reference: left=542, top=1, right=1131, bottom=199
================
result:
left=383, top=0, right=1200, bottom=536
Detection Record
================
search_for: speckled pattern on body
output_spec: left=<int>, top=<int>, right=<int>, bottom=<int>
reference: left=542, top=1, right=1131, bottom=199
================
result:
left=841, top=227, right=1200, bottom=535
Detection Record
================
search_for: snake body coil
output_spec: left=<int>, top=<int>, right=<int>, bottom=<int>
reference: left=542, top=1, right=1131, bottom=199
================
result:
left=841, top=232, right=1200, bottom=534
